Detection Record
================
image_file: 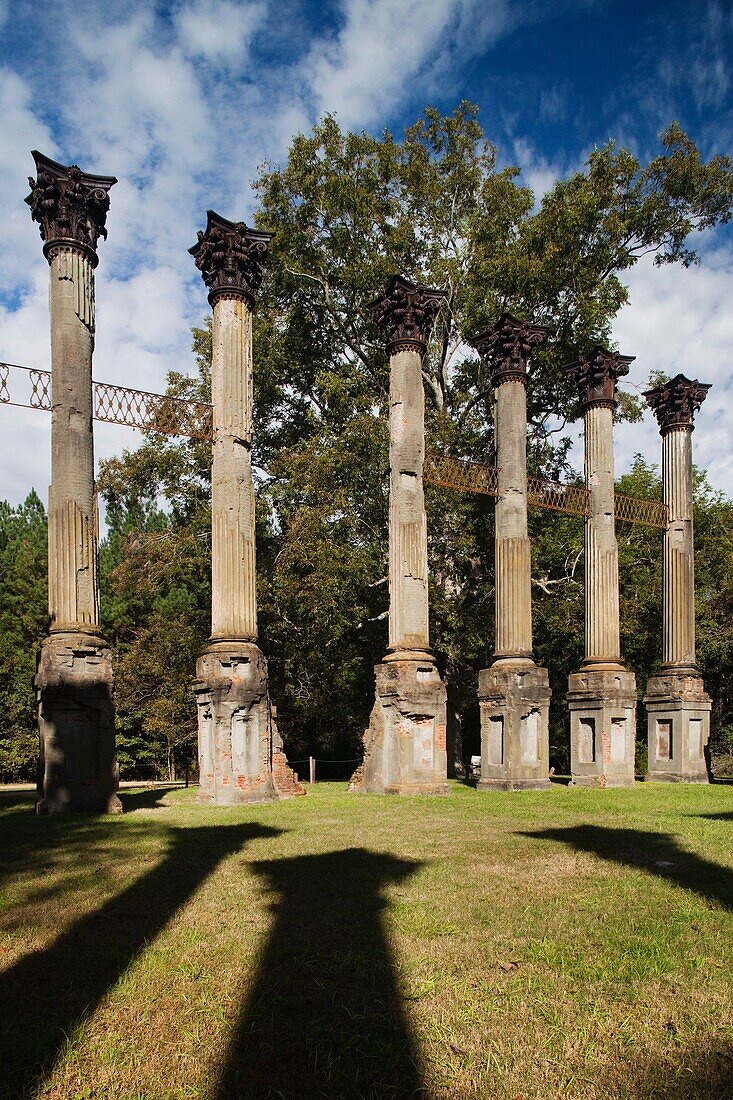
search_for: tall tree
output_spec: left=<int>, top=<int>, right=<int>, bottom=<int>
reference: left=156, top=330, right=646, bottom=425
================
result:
left=98, top=104, right=733, bottom=771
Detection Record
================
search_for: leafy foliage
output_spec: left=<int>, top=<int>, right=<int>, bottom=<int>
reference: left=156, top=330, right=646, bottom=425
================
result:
left=2, top=104, right=732, bottom=778
left=0, top=492, right=47, bottom=781
left=98, top=105, right=733, bottom=772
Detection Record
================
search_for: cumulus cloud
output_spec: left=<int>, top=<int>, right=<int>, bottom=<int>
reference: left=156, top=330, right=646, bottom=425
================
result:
left=175, top=0, right=266, bottom=64
left=306, top=0, right=514, bottom=128
left=612, top=253, right=733, bottom=493
left=0, top=0, right=731, bottom=512
left=563, top=252, right=733, bottom=494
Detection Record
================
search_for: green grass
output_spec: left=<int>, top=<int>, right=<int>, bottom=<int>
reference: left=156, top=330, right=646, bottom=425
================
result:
left=0, top=781, right=732, bottom=1099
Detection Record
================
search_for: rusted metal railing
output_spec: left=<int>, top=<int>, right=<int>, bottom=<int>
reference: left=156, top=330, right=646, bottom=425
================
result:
left=0, top=361, right=213, bottom=440
left=424, top=451, right=666, bottom=529
left=0, top=365, right=667, bottom=529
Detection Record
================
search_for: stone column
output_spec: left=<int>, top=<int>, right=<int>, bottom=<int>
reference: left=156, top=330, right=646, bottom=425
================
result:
left=471, top=314, right=551, bottom=791
left=643, top=375, right=712, bottom=782
left=189, top=211, right=303, bottom=804
left=351, top=275, right=448, bottom=795
left=566, top=347, right=637, bottom=787
left=25, top=151, right=121, bottom=813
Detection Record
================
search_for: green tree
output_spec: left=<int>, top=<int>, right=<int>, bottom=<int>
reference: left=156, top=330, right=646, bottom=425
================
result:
left=98, top=104, right=733, bottom=771
left=0, top=492, right=47, bottom=781
left=98, top=348, right=213, bottom=779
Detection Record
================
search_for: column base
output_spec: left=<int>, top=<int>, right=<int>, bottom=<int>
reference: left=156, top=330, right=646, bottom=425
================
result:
left=194, top=641, right=304, bottom=805
left=476, top=663, right=551, bottom=792
left=644, top=671, right=711, bottom=784
left=35, top=632, right=122, bottom=814
left=567, top=668, right=637, bottom=788
left=349, top=657, right=449, bottom=795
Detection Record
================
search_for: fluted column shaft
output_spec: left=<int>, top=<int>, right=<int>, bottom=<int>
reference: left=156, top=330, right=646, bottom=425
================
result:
left=47, top=244, right=100, bottom=633
left=662, top=426, right=695, bottom=669
left=583, top=403, right=621, bottom=667
left=388, top=346, right=430, bottom=655
left=494, top=375, right=533, bottom=662
left=210, top=292, right=257, bottom=642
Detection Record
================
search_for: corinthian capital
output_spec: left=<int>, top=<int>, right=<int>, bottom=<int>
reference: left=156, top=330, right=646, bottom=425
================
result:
left=566, top=346, right=635, bottom=410
left=189, top=210, right=274, bottom=306
left=25, top=151, right=116, bottom=265
left=367, top=275, right=446, bottom=354
left=471, top=312, right=546, bottom=385
left=644, top=374, right=711, bottom=433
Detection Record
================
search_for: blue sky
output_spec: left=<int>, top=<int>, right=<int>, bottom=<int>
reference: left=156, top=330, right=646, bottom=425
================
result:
left=1, top=0, right=732, bottom=504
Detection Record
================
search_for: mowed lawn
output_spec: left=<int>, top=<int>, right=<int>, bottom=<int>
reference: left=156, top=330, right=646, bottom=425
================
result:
left=0, top=781, right=731, bottom=1100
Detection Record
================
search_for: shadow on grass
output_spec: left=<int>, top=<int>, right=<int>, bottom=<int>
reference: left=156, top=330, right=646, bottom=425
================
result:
left=118, top=785, right=182, bottom=811
left=0, top=820, right=280, bottom=1100
left=695, top=811, right=733, bottom=821
left=624, top=1041, right=733, bottom=1099
left=520, top=825, right=733, bottom=910
left=0, top=788, right=187, bottom=894
left=215, top=847, right=423, bottom=1100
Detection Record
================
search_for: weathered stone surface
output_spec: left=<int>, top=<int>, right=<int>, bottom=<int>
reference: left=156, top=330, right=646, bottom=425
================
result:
left=353, top=659, right=448, bottom=795
left=566, top=346, right=637, bottom=786
left=367, top=275, right=446, bottom=354
left=30, top=151, right=120, bottom=814
left=386, top=346, right=431, bottom=658
left=644, top=374, right=711, bottom=433
left=191, top=214, right=302, bottom=803
left=478, top=664, right=551, bottom=790
left=194, top=642, right=303, bottom=803
left=352, top=276, right=448, bottom=795
left=47, top=246, right=100, bottom=634
left=26, top=151, right=116, bottom=262
left=643, top=374, right=712, bottom=783
left=471, top=314, right=551, bottom=791
left=189, top=210, right=272, bottom=307
left=471, top=311, right=545, bottom=386
left=35, top=632, right=121, bottom=814
left=659, top=426, right=697, bottom=670
left=567, top=346, right=634, bottom=410
left=644, top=671, right=711, bottom=783
left=567, top=668, right=636, bottom=787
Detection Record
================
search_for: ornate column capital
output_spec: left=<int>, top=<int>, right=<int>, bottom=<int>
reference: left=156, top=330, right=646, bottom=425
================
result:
left=471, top=312, right=546, bottom=386
left=25, top=151, right=116, bottom=268
left=644, top=374, right=711, bottom=434
left=566, top=346, right=635, bottom=410
left=189, top=210, right=273, bottom=307
left=367, top=275, right=446, bottom=355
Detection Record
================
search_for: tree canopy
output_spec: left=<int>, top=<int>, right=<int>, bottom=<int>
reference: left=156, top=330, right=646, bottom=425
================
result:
left=2, top=103, right=732, bottom=780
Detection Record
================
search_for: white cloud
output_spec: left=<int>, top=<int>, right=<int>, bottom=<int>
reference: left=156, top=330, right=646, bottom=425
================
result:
left=613, top=254, right=733, bottom=496
left=306, top=0, right=516, bottom=128
left=0, top=69, right=58, bottom=292
left=176, top=0, right=266, bottom=63
left=511, top=137, right=564, bottom=202
left=565, top=253, right=733, bottom=497
left=0, top=0, right=731, bottom=517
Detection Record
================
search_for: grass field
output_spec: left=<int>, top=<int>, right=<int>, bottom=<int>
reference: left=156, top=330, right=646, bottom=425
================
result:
left=0, top=780, right=731, bottom=1100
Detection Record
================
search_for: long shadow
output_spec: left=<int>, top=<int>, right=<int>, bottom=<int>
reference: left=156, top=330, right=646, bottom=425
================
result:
left=0, top=821, right=280, bottom=1100
left=520, top=825, right=733, bottom=911
left=118, top=785, right=182, bottom=810
left=215, top=847, right=424, bottom=1099
left=0, top=789, right=187, bottom=895
left=695, top=811, right=733, bottom=822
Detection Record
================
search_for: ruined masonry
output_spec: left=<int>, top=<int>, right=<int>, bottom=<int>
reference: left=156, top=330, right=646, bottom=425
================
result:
left=471, top=316, right=551, bottom=790
left=643, top=375, right=712, bottom=782
left=26, top=152, right=121, bottom=813
left=189, top=212, right=303, bottom=804
left=566, top=348, right=637, bottom=787
left=351, top=276, right=449, bottom=795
